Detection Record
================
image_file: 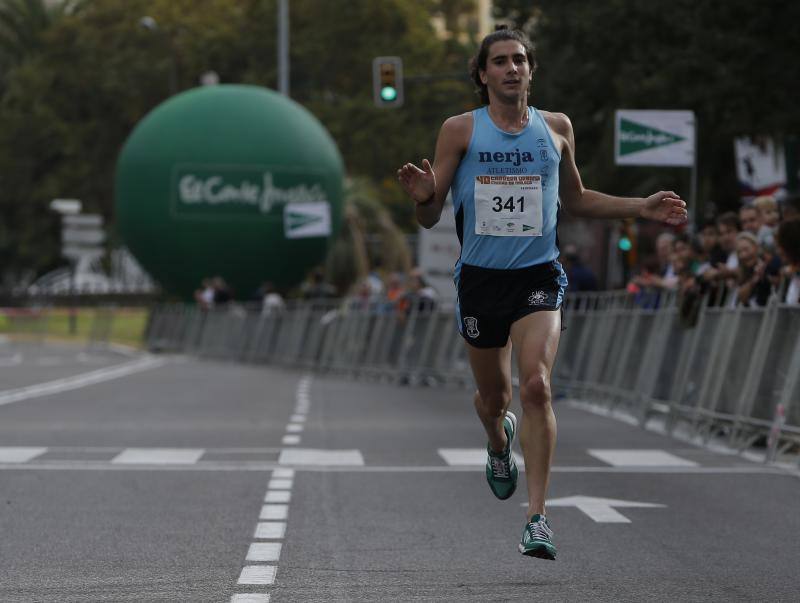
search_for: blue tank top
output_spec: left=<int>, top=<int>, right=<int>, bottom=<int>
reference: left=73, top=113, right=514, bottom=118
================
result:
left=451, top=106, right=562, bottom=270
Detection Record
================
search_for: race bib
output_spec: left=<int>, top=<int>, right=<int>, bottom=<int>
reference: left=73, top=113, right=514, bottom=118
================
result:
left=474, top=175, right=543, bottom=237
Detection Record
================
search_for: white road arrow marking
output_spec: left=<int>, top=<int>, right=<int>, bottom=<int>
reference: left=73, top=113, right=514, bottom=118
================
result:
left=526, top=496, right=666, bottom=523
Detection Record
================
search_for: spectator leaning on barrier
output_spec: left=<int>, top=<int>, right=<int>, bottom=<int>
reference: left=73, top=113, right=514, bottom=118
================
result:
left=739, top=204, right=761, bottom=236
left=753, top=195, right=779, bottom=251
left=776, top=217, right=800, bottom=304
left=734, top=232, right=772, bottom=307
left=782, top=194, right=800, bottom=221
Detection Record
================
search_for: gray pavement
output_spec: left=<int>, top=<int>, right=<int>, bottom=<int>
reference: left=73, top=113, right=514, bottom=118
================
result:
left=0, top=340, right=797, bottom=602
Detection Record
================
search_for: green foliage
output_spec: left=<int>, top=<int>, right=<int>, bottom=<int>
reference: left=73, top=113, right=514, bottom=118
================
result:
left=0, top=0, right=477, bottom=285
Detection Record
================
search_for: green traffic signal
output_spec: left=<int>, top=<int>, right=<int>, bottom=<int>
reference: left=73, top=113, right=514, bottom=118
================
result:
left=380, top=86, right=398, bottom=101
left=618, top=236, right=632, bottom=252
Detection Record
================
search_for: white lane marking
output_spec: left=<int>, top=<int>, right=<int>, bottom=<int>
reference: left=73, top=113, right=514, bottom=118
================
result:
left=0, top=353, right=22, bottom=366
left=290, top=414, right=306, bottom=423
left=265, top=491, right=291, bottom=503
left=279, top=448, right=364, bottom=466
left=0, top=356, right=166, bottom=407
left=254, top=522, right=286, bottom=539
left=285, top=424, right=304, bottom=433
left=111, top=448, right=204, bottom=465
left=238, top=565, right=276, bottom=585
left=0, top=447, right=48, bottom=463
left=260, top=504, right=289, bottom=520
left=588, top=449, right=698, bottom=467
left=438, top=448, right=523, bottom=466
left=231, top=594, right=270, bottom=603
left=273, top=468, right=294, bottom=478
left=246, top=542, right=282, bottom=562
left=268, top=478, right=293, bottom=489
left=531, top=495, right=667, bottom=523
left=282, top=435, right=301, bottom=445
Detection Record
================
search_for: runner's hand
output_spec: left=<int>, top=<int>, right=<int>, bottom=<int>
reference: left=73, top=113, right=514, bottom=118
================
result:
left=641, top=191, right=688, bottom=225
left=397, top=159, right=436, bottom=205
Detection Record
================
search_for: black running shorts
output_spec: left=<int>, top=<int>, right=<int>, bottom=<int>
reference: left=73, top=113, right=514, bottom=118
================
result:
left=456, top=261, right=566, bottom=349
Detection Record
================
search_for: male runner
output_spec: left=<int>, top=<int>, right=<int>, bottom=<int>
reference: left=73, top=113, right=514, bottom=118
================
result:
left=397, top=27, right=687, bottom=560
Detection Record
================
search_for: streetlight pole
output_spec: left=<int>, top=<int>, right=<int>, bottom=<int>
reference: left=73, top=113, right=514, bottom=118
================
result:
left=278, top=0, right=289, bottom=96
left=139, top=15, right=178, bottom=96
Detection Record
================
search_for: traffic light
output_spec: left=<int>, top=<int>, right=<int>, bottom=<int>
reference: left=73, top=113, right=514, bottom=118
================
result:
left=372, top=56, right=403, bottom=108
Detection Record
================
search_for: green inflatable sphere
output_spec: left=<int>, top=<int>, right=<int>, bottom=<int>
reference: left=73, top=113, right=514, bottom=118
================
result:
left=115, top=85, right=343, bottom=299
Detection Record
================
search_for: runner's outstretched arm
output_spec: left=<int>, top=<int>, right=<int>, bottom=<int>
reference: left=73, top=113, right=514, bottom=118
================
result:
left=397, top=114, right=471, bottom=229
left=553, top=112, right=688, bottom=226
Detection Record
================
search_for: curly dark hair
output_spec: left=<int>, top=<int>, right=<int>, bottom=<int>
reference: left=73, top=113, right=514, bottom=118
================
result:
left=469, top=26, right=537, bottom=105
left=777, top=217, right=800, bottom=264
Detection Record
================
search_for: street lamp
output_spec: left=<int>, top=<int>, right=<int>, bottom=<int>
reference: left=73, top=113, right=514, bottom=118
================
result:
left=139, top=15, right=178, bottom=95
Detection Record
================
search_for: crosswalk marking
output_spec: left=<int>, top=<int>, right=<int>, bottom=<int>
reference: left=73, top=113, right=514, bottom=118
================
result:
left=437, top=448, right=524, bottom=466
left=278, top=448, right=364, bottom=466
left=111, top=448, right=205, bottom=465
left=587, top=449, right=698, bottom=467
left=0, top=447, right=48, bottom=463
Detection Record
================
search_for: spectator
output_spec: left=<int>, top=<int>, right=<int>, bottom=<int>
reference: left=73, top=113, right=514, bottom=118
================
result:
left=384, top=272, right=405, bottom=304
left=194, top=278, right=215, bottom=310
left=397, top=268, right=438, bottom=317
left=753, top=195, right=779, bottom=251
left=739, top=204, right=761, bottom=235
left=212, top=276, right=232, bottom=305
left=560, top=244, right=598, bottom=291
left=734, top=232, right=771, bottom=307
left=655, top=231, right=676, bottom=281
left=782, top=194, right=800, bottom=221
left=260, top=281, right=285, bottom=315
left=301, top=267, right=336, bottom=300
left=696, top=221, right=727, bottom=271
left=776, top=218, right=800, bottom=304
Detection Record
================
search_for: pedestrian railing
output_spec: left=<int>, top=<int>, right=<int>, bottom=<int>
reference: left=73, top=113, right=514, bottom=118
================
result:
left=145, top=294, right=800, bottom=465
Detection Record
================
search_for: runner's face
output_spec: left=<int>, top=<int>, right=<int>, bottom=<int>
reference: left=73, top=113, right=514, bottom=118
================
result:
left=480, top=40, right=531, bottom=101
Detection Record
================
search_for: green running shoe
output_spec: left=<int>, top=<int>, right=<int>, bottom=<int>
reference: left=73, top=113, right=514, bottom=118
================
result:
left=485, top=410, right=518, bottom=500
left=519, top=514, right=557, bottom=560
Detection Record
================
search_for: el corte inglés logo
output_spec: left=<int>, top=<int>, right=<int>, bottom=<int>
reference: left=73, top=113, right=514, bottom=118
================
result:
left=174, top=165, right=329, bottom=216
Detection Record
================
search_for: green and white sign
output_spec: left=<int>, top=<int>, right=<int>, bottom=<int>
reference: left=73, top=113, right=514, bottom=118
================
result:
left=615, top=110, right=695, bottom=167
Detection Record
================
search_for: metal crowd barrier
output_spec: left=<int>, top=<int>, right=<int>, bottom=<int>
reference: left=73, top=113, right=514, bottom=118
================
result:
left=146, top=293, right=800, bottom=464
left=554, top=291, right=800, bottom=464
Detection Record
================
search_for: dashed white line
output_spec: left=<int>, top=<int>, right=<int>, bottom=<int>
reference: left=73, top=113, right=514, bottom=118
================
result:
left=246, top=542, right=282, bottom=562
left=267, top=478, right=293, bottom=489
left=231, top=594, right=270, bottom=603
left=254, top=522, right=286, bottom=539
left=259, top=504, right=289, bottom=520
left=289, top=414, right=306, bottom=423
left=237, top=565, right=277, bottom=585
left=285, top=424, right=304, bottom=433
left=282, top=435, right=301, bottom=445
left=265, top=491, right=291, bottom=503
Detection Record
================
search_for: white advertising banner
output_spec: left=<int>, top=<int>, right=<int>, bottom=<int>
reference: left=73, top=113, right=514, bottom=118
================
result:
left=417, top=195, right=460, bottom=305
left=615, top=110, right=695, bottom=167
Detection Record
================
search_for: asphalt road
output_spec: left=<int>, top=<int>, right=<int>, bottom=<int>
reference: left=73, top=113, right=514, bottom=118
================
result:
left=0, top=338, right=798, bottom=602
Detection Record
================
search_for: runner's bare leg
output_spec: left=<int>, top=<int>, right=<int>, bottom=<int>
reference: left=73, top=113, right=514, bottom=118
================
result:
left=509, top=310, right=561, bottom=519
left=466, top=340, right=513, bottom=453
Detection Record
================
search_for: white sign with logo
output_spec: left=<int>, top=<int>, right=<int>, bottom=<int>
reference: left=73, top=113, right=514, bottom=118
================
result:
left=284, top=201, right=332, bottom=239
left=615, top=110, right=695, bottom=167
